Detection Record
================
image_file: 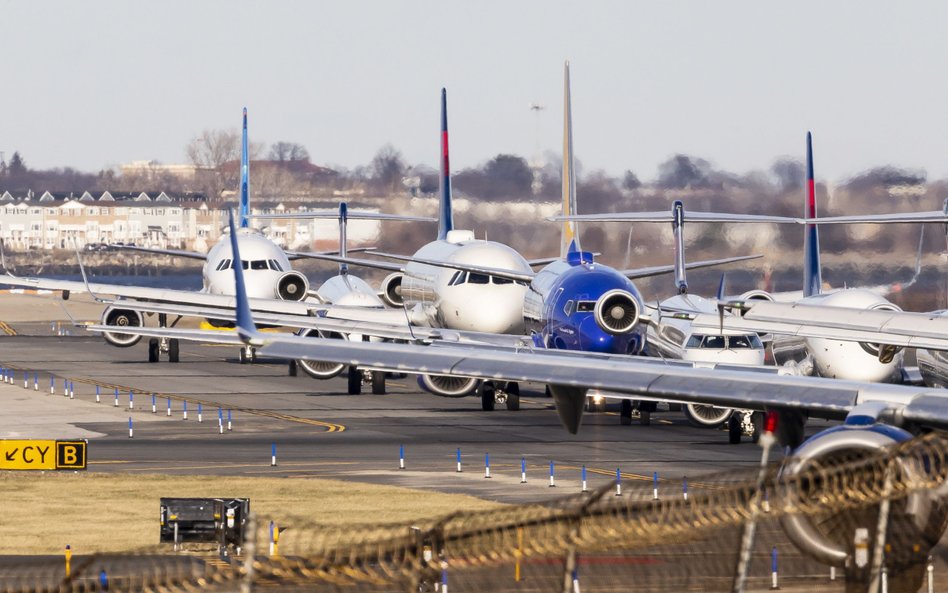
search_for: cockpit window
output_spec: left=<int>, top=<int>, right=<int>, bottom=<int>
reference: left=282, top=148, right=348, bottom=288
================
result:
left=250, top=260, right=268, bottom=270
left=564, top=300, right=574, bottom=316
left=729, top=334, right=763, bottom=349
left=703, top=335, right=726, bottom=349
left=268, top=259, right=284, bottom=272
left=468, top=273, right=490, bottom=285
left=686, top=334, right=762, bottom=350
left=449, top=271, right=466, bottom=286
left=576, top=301, right=595, bottom=313
left=492, top=276, right=513, bottom=285
left=216, top=259, right=230, bottom=271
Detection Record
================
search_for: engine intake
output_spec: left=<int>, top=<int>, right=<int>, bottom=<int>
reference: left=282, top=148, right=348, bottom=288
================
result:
left=379, top=273, right=404, bottom=307
left=738, top=289, right=775, bottom=302
left=860, top=303, right=904, bottom=363
left=277, top=271, right=309, bottom=301
left=593, top=290, right=639, bottom=335
left=294, top=329, right=346, bottom=379
left=101, top=306, right=143, bottom=347
left=418, top=374, right=478, bottom=397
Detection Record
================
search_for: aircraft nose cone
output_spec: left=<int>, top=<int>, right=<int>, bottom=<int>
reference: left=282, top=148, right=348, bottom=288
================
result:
left=578, top=316, right=616, bottom=353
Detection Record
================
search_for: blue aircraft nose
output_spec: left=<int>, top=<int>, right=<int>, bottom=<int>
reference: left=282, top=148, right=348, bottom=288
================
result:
left=578, top=316, right=618, bottom=353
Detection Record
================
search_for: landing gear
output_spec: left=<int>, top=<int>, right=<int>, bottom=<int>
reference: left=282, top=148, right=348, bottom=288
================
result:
left=478, top=381, right=496, bottom=411
left=371, top=371, right=386, bottom=395
left=148, top=338, right=160, bottom=363
left=347, top=366, right=362, bottom=395
left=505, top=382, right=520, bottom=411
left=728, top=414, right=742, bottom=444
left=751, top=411, right=764, bottom=444
left=639, top=408, right=651, bottom=426
left=620, top=399, right=633, bottom=425
left=168, top=339, right=179, bottom=363
left=288, top=360, right=298, bottom=377
left=239, top=345, right=256, bottom=364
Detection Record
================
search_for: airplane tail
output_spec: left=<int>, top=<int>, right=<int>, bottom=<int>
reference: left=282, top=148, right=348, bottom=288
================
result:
left=437, top=89, right=454, bottom=241
left=338, top=202, right=349, bottom=275
left=560, top=61, right=581, bottom=257
left=672, top=200, right=687, bottom=294
left=802, top=131, right=822, bottom=297
left=239, top=108, right=250, bottom=229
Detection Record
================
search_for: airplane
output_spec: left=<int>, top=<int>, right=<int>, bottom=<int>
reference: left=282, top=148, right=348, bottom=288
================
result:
left=0, top=108, right=430, bottom=371
left=286, top=66, right=759, bottom=412
left=102, top=206, right=948, bottom=589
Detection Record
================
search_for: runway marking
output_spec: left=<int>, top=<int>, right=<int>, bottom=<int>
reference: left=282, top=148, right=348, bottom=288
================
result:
left=0, top=321, right=17, bottom=336
left=116, top=461, right=358, bottom=472
left=65, top=377, right=347, bottom=433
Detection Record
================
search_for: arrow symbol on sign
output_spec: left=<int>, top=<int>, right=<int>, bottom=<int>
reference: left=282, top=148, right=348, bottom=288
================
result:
left=5, top=448, right=18, bottom=461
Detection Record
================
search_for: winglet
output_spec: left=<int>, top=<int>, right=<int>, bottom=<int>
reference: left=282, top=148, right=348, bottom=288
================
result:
left=73, top=243, right=103, bottom=303
left=560, top=60, right=581, bottom=258
left=672, top=200, right=687, bottom=294
left=437, top=88, right=454, bottom=241
left=239, top=107, right=250, bottom=228
left=338, top=202, right=349, bottom=276
left=802, top=131, right=822, bottom=297
left=228, top=210, right=260, bottom=343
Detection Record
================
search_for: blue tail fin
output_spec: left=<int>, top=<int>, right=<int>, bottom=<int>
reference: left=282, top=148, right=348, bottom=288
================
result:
left=802, top=131, right=821, bottom=297
left=228, top=210, right=257, bottom=341
left=437, top=89, right=454, bottom=241
left=239, top=108, right=250, bottom=228
left=560, top=61, right=580, bottom=257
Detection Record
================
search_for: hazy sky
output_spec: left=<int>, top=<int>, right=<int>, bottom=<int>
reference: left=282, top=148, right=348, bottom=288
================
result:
left=3, top=1, right=947, bottom=183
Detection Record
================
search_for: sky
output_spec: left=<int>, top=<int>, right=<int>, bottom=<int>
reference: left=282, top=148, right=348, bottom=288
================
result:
left=2, top=1, right=947, bottom=183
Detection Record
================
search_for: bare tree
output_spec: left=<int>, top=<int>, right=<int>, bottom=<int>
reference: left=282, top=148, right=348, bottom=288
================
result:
left=370, top=144, right=406, bottom=192
left=269, top=142, right=310, bottom=163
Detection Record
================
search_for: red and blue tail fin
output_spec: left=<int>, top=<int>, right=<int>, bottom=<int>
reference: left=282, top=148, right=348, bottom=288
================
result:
left=802, top=131, right=822, bottom=297
left=239, top=108, right=250, bottom=229
left=437, top=89, right=454, bottom=241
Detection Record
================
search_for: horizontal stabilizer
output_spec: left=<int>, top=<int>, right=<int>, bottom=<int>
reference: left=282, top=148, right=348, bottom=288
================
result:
left=622, top=254, right=762, bottom=280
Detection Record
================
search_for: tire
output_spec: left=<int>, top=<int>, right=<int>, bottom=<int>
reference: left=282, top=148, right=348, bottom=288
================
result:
left=250, top=348, right=257, bottom=363
left=347, top=366, right=362, bottom=395
left=168, top=339, right=179, bottom=363
left=728, top=414, right=742, bottom=444
left=505, top=383, right=520, bottom=411
left=239, top=348, right=248, bottom=364
left=371, top=371, right=386, bottom=395
left=288, top=360, right=298, bottom=377
left=620, top=399, right=633, bottom=426
left=639, top=409, right=651, bottom=426
left=148, top=338, right=160, bottom=363
left=479, top=381, right=496, bottom=411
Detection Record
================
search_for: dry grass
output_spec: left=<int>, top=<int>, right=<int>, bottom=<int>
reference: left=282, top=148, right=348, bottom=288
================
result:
left=0, top=472, right=502, bottom=554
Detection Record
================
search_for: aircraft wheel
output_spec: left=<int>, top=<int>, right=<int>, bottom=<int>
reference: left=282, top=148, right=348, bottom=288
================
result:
left=288, top=360, right=298, bottom=377
left=544, top=385, right=553, bottom=398
left=168, top=339, right=180, bottom=363
left=250, top=347, right=257, bottom=363
left=620, top=399, right=633, bottom=426
left=479, top=381, right=496, bottom=411
left=371, top=371, right=386, bottom=395
left=347, top=366, right=362, bottom=395
left=505, top=382, right=520, bottom=411
left=148, top=338, right=160, bottom=363
left=728, top=414, right=742, bottom=444
left=639, top=409, right=651, bottom=426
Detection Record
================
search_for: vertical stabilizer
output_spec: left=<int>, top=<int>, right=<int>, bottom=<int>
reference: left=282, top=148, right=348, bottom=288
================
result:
left=560, top=61, right=580, bottom=257
left=338, top=202, right=349, bottom=276
left=239, top=108, right=250, bottom=228
left=802, top=131, right=821, bottom=297
left=672, top=201, right=687, bottom=294
left=228, top=210, right=257, bottom=341
left=437, top=89, right=454, bottom=241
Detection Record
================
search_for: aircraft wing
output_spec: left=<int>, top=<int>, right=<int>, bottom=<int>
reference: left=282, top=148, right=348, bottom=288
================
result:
left=621, top=254, right=762, bottom=280
left=548, top=212, right=797, bottom=224
left=687, top=300, right=948, bottom=352
left=252, top=211, right=435, bottom=222
left=284, top=247, right=375, bottom=261
left=286, top=252, right=405, bottom=273
left=800, top=211, right=948, bottom=224
left=107, top=245, right=207, bottom=259
left=366, top=252, right=536, bottom=283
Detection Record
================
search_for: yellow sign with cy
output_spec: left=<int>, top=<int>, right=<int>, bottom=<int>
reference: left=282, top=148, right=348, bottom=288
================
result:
left=0, top=440, right=87, bottom=470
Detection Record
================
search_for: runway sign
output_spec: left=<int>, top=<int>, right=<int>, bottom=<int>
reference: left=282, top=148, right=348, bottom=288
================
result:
left=0, top=439, right=87, bottom=470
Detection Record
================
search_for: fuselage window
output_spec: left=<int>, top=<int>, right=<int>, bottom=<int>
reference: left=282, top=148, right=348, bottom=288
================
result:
left=468, top=273, right=490, bottom=285
left=576, top=301, right=595, bottom=313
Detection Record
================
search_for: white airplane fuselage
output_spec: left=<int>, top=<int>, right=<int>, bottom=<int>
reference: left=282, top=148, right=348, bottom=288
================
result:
left=202, top=228, right=306, bottom=301
left=771, top=288, right=903, bottom=382
left=647, top=294, right=765, bottom=366
left=400, top=231, right=531, bottom=335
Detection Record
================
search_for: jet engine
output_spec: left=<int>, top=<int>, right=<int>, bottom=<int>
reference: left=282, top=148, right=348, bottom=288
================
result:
left=737, top=290, right=775, bottom=302
left=101, top=306, right=144, bottom=347
left=683, top=404, right=733, bottom=428
left=860, top=303, right=904, bottom=363
left=295, top=329, right=346, bottom=379
left=276, top=271, right=309, bottom=301
left=379, top=273, right=404, bottom=308
left=780, top=424, right=948, bottom=577
left=418, top=374, right=479, bottom=397
left=593, top=289, right=639, bottom=335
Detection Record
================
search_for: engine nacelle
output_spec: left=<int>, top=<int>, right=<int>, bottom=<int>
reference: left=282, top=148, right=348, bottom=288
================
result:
left=780, top=424, right=948, bottom=571
left=277, top=271, right=309, bottom=301
left=101, top=306, right=144, bottom=347
left=295, top=329, right=346, bottom=379
left=418, top=374, right=478, bottom=398
left=593, top=289, right=639, bottom=335
left=683, top=404, right=733, bottom=428
left=738, top=290, right=775, bottom=302
left=379, top=273, right=404, bottom=308
left=860, top=302, right=904, bottom=363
